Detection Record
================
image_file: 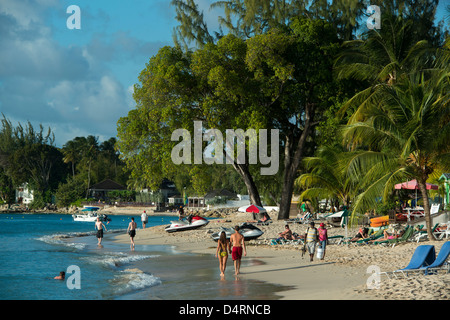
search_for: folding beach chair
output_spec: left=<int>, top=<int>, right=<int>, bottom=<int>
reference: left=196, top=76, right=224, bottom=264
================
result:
left=328, top=235, right=344, bottom=245
left=373, top=225, right=414, bottom=246
left=392, top=245, right=436, bottom=278
left=299, top=212, right=312, bottom=224
left=379, top=245, right=436, bottom=279
left=356, top=227, right=386, bottom=244
left=421, top=241, right=450, bottom=275
left=436, top=222, right=450, bottom=240
left=413, top=223, right=439, bottom=242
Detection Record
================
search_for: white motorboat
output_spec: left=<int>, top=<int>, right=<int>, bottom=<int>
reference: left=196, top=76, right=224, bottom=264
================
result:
left=211, top=222, right=264, bottom=241
left=72, top=207, right=110, bottom=222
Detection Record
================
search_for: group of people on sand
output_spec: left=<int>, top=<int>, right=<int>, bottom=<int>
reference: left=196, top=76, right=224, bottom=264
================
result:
left=278, top=222, right=329, bottom=262
left=215, top=225, right=247, bottom=277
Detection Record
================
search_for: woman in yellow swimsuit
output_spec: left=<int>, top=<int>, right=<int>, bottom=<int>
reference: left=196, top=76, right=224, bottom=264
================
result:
left=215, top=231, right=231, bottom=277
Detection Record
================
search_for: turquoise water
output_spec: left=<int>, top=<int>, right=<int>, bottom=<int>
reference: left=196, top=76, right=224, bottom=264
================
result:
left=0, top=213, right=173, bottom=300
left=0, top=213, right=287, bottom=300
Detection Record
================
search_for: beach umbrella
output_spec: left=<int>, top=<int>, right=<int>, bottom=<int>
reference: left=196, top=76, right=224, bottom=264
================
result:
left=394, top=179, right=438, bottom=190
left=238, top=204, right=268, bottom=220
left=394, top=179, right=438, bottom=207
left=238, top=204, right=267, bottom=213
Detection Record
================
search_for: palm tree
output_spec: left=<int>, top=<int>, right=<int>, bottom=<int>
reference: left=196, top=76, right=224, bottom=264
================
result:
left=62, top=140, right=79, bottom=178
left=341, top=64, right=450, bottom=240
left=295, top=145, right=356, bottom=211
left=336, top=15, right=431, bottom=84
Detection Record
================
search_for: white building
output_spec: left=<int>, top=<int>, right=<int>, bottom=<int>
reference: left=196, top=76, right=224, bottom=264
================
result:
left=16, top=183, right=34, bottom=204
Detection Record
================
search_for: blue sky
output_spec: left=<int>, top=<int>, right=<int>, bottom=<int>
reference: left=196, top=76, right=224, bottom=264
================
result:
left=0, top=0, right=448, bottom=147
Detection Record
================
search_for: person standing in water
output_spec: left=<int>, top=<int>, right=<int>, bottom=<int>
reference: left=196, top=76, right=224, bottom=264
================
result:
left=230, top=225, right=246, bottom=275
left=95, top=217, right=107, bottom=246
left=127, top=217, right=137, bottom=250
left=141, top=211, right=148, bottom=229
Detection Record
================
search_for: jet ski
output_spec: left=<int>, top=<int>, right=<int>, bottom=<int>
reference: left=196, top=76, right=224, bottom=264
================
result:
left=165, top=214, right=209, bottom=233
left=211, top=222, right=264, bottom=241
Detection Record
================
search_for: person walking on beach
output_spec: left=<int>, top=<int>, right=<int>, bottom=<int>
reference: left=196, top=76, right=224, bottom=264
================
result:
left=318, top=223, right=328, bottom=260
left=95, top=217, right=107, bottom=246
left=141, top=211, right=148, bottom=229
left=305, top=221, right=318, bottom=262
left=230, top=225, right=246, bottom=275
left=215, top=231, right=231, bottom=278
left=127, top=217, right=137, bottom=250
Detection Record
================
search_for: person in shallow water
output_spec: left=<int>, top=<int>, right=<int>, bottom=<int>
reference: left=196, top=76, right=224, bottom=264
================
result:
left=230, top=225, right=247, bottom=275
left=54, top=271, right=65, bottom=280
left=95, top=217, right=107, bottom=246
left=127, top=217, right=137, bottom=250
left=215, top=231, right=231, bottom=278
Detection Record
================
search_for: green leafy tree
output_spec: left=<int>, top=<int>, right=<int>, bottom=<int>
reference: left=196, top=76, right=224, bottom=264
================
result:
left=55, top=175, right=86, bottom=207
left=341, top=62, right=450, bottom=240
left=0, top=167, right=14, bottom=204
left=0, top=115, right=67, bottom=206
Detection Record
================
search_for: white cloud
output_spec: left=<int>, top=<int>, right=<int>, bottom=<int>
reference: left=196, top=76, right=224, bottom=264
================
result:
left=0, top=0, right=165, bottom=146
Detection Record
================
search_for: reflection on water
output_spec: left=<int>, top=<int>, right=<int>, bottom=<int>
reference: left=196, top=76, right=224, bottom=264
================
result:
left=117, top=252, right=292, bottom=300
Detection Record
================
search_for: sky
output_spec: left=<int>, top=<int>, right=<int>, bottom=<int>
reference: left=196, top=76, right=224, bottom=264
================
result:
left=0, top=0, right=448, bottom=147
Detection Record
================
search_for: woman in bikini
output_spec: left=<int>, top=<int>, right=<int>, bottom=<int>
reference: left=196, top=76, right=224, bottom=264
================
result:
left=215, top=231, right=231, bottom=277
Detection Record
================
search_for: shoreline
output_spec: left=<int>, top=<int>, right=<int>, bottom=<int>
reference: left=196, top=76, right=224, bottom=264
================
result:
left=113, top=222, right=371, bottom=300
left=112, top=216, right=450, bottom=300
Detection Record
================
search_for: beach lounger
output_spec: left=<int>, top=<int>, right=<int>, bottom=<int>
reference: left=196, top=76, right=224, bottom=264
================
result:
left=420, top=241, right=450, bottom=275
left=269, top=237, right=303, bottom=246
left=392, top=245, right=436, bottom=278
left=358, top=227, right=386, bottom=244
left=436, top=222, right=450, bottom=240
left=338, top=227, right=386, bottom=246
left=328, top=235, right=344, bottom=244
left=413, top=223, right=439, bottom=242
left=284, top=218, right=300, bottom=224
left=373, top=225, right=414, bottom=246
left=380, top=245, right=436, bottom=279
left=256, top=218, right=272, bottom=226
left=298, top=212, right=312, bottom=224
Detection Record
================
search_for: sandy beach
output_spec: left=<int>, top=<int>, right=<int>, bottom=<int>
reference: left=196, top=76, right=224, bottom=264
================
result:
left=113, top=210, right=450, bottom=300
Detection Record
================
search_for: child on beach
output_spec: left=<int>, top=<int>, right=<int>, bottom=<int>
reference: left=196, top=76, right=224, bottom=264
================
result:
left=215, top=231, right=231, bottom=278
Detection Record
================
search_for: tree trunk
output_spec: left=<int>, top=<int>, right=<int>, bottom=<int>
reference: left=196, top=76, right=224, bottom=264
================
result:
left=232, top=162, right=262, bottom=207
left=417, top=179, right=436, bottom=241
left=278, top=104, right=314, bottom=220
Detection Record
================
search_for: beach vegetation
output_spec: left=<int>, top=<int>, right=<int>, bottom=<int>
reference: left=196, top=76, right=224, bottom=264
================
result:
left=115, top=0, right=449, bottom=224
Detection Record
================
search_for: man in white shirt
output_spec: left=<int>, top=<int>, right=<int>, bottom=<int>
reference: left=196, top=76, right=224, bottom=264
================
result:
left=141, top=211, right=148, bottom=229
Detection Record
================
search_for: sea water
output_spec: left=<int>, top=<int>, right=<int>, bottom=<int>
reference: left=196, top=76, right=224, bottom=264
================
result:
left=0, top=213, right=287, bottom=300
left=0, top=213, right=169, bottom=300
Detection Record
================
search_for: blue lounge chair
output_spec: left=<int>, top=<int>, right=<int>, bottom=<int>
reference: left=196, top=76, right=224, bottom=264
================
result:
left=380, top=245, right=436, bottom=278
left=420, top=241, right=450, bottom=275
